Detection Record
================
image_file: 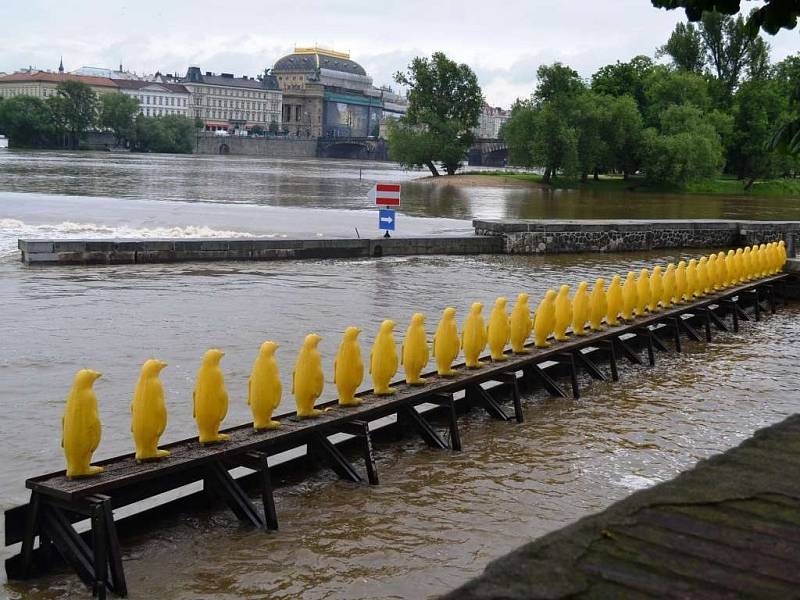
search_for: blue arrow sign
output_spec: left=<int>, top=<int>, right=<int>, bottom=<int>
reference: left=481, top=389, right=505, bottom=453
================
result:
left=378, top=208, right=396, bottom=231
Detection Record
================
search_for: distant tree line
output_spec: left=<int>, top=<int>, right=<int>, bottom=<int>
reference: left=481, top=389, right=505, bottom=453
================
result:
left=502, top=11, right=800, bottom=188
left=0, top=81, right=197, bottom=153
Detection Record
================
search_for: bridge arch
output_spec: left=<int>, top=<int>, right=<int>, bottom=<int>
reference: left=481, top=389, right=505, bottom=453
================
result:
left=218, top=143, right=230, bottom=155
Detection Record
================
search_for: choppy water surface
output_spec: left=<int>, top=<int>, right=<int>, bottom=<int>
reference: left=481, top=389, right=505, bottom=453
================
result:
left=1, top=150, right=799, bottom=599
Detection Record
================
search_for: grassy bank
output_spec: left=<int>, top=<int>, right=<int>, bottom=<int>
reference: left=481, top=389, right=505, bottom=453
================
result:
left=459, top=171, right=800, bottom=198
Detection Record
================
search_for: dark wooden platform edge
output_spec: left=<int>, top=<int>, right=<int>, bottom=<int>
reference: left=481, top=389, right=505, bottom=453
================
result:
left=442, top=413, right=800, bottom=600
left=5, top=273, right=798, bottom=598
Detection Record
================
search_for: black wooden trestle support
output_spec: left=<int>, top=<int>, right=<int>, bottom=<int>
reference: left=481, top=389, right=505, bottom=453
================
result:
left=5, top=273, right=792, bottom=598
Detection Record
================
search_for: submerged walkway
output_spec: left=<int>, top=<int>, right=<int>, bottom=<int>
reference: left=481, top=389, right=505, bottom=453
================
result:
left=444, top=414, right=800, bottom=599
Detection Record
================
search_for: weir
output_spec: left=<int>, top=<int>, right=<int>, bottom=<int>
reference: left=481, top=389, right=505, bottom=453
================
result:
left=4, top=271, right=797, bottom=598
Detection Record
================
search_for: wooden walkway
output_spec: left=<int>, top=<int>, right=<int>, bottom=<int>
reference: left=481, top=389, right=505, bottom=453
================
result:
left=4, top=273, right=794, bottom=598
left=444, top=413, right=800, bottom=599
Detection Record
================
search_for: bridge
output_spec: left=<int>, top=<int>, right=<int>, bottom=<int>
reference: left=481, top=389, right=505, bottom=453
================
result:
left=468, top=138, right=508, bottom=167
left=316, top=136, right=388, bottom=160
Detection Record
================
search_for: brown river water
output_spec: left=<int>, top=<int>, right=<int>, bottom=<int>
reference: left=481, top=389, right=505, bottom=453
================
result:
left=1, top=151, right=799, bottom=598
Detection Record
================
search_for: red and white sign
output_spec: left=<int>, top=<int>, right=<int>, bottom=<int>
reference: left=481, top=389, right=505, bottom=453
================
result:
left=369, top=183, right=401, bottom=206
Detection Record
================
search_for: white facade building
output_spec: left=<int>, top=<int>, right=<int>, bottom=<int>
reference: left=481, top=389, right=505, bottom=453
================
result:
left=474, top=104, right=510, bottom=139
left=112, top=80, right=190, bottom=117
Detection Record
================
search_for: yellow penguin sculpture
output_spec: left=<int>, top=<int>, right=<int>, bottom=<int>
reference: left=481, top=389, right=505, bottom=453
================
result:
left=620, top=271, right=637, bottom=321
left=706, top=254, right=717, bottom=294
left=487, top=297, right=511, bottom=361
left=248, top=341, right=283, bottom=429
left=402, top=313, right=430, bottom=384
left=553, top=285, right=572, bottom=341
left=606, top=275, right=623, bottom=326
left=62, top=369, right=104, bottom=478
left=433, top=307, right=460, bottom=377
left=193, top=349, right=229, bottom=444
left=571, top=281, right=590, bottom=336
left=635, top=269, right=650, bottom=316
left=533, top=290, right=557, bottom=347
left=734, top=248, right=745, bottom=282
left=742, top=247, right=753, bottom=280
left=724, top=250, right=736, bottom=286
left=371, top=320, right=399, bottom=394
left=778, top=240, right=787, bottom=270
left=758, top=244, right=768, bottom=277
left=716, top=251, right=728, bottom=288
left=334, top=327, right=364, bottom=406
left=131, top=359, right=170, bottom=461
left=510, top=293, right=533, bottom=354
left=462, top=302, right=488, bottom=368
left=650, top=266, right=664, bottom=313
left=675, top=261, right=688, bottom=303
left=766, top=242, right=778, bottom=274
left=589, top=278, right=607, bottom=331
left=292, top=334, right=324, bottom=418
left=662, top=263, right=676, bottom=308
left=686, top=258, right=699, bottom=297
left=697, top=256, right=710, bottom=295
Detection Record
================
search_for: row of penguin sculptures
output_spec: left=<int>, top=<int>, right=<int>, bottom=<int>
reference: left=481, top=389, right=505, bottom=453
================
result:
left=61, top=241, right=787, bottom=478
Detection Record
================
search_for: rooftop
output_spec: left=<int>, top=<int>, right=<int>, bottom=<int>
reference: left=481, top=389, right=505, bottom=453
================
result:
left=0, top=71, right=118, bottom=88
left=182, top=67, right=279, bottom=90
left=273, top=46, right=366, bottom=77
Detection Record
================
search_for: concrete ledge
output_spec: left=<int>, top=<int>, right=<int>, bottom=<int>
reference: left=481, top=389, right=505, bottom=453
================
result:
left=18, top=236, right=502, bottom=266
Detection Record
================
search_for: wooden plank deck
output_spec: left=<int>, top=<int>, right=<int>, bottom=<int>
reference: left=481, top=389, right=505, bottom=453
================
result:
left=25, top=274, right=787, bottom=503
left=443, top=413, right=800, bottom=600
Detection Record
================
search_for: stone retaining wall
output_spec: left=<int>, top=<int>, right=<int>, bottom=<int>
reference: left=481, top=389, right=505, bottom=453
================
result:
left=474, top=219, right=800, bottom=255
left=18, top=236, right=504, bottom=266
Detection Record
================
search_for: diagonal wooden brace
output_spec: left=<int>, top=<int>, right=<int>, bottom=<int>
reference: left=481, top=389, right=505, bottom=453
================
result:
left=574, top=349, right=607, bottom=381
left=335, top=421, right=380, bottom=484
left=398, top=404, right=449, bottom=449
left=466, top=383, right=512, bottom=420
left=310, top=432, right=364, bottom=484
left=523, top=363, right=568, bottom=398
left=204, top=459, right=266, bottom=529
left=555, top=353, right=580, bottom=399
left=614, top=336, right=643, bottom=365
left=243, top=452, right=280, bottom=529
left=427, top=393, right=463, bottom=451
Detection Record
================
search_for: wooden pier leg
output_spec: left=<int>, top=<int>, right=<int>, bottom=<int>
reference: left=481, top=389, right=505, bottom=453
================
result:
left=311, top=433, right=364, bottom=483
left=614, top=336, right=643, bottom=366
left=671, top=317, right=683, bottom=351
left=428, top=393, right=462, bottom=451
left=337, top=421, right=380, bottom=484
left=42, top=505, right=95, bottom=590
left=243, top=452, right=279, bottom=530
left=677, top=315, right=703, bottom=342
left=19, top=491, right=41, bottom=578
left=205, top=460, right=267, bottom=528
left=702, top=308, right=712, bottom=342
left=634, top=329, right=656, bottom=366
left=526, top=363, right=569, bottom=398
left=765, top=284, right=776, bottom=314
left=575, top=349, right=607, bottom=382
left=721, top=299, right=739, bottom=332
left=87, top=494, right=126, bottom=597
left=707, top=307, right=730, bottom=332
left=398, top=405, right=449, bottom=449
left=598, top=340, right=619, bottom=381
left=466, top=384, right=512, bottom=420
left=90, top=501, right=108, bottom=599
left=556, top=353, right=580, bottom=399
left=494, top=372, right=524, bottom=422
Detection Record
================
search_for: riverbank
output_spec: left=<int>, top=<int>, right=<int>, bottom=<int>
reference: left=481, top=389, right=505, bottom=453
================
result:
left=455, top=171, right=800, bottom=198
left=445, top=411, right=800, bottom=599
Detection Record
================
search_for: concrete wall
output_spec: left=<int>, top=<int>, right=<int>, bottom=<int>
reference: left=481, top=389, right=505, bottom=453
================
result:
left=19, top=236, right=504, bottom=266
left=474, top=219, right=800, bottom=256
left=195, top=135, right=317, bottom=157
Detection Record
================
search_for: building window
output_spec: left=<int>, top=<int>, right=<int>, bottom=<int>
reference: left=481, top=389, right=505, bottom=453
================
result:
left=295, top=105, right=301, bottom=121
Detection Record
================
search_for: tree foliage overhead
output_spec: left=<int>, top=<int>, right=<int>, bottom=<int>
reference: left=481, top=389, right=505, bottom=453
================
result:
left=99, top=93, right=140, bottom=146
left=389, top=52, right=483, bottom=176
left=651, top=0, right=800, bottom=34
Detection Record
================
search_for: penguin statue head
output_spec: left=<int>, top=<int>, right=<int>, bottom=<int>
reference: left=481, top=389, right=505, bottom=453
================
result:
left=303, top=333, right=322, bottom=348
left=736, top=248, right=743, bottom=255
left=595, top=277, right=605, bottom=288
left=411, top=313, right=425, bottom=325
left=779, top=240, right=785, bottom=249
left=202, top=348, right=225, bottom=365
left=639, top=268, right=649, bottom=277
left=495, top=297, right=507, bottom=308
left=718, top=251, right=725, bottom=260
left=142, top=359, right=167, bottom=376
left=699, top=256, right=707, bottom=266
left=517, top=292, right=529, bottom=303
left=259, top=341, right=279, bottom=357
left=558, top=284, right=570, bottom=296
left=470, top=302, right=483, bottom=314
left=343, top=326, right=361, bottom=341
left=544, top=289, right=557, bottom=303
left=577, top=281, right=588, bottom=293
left=678, top=260, right=686, bottom=269
left=442, top=307, right=456, bottom=320
left=666, top=263, right=675, bottom=273
left=653, top=266, right=662, bottom=276
left=379, top=320, right=396, bottom=334
left=611, top=274, right=621, bottom=285
left=688, top=258, right=697, bottom=268
left=625, top=271, right=635, bottom=281
left=75, top=369, right=102, bottom=388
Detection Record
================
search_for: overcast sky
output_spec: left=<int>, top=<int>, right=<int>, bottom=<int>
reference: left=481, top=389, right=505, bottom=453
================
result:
left=1, top=1, right=797, bottom=107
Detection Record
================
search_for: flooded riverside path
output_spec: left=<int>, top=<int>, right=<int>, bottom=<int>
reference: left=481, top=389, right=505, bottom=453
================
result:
left=2, top=151, right=800, bottom=598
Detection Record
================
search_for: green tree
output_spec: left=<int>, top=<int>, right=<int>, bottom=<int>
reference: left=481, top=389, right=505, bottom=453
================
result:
left=0, top=95, right=55, bottom=147
left=268, top=120, right=280, bottom=134
left=534, top=63, right=585, bottom=103
left=250, top=125, right=265, bottom=136
left=390, top=52, right=483, bottom=176
left=642, top=104, right=725, bottom=185
left=133, top=114, right=195, bottom=153
left=658, top=22, right=705, bottom=72
left=651, top=0, right=800, bottom=35
left=591, top=56, right=655, bottom=112
left=643, top=67, right=711, bottom=125
left=602, top=94, right=646, bottom=179
left=51, top=81, right=97, bottom=149
left=529, top=102, right=579, bottom=182
left=501, top=100, right=538, bottom=168
left=99, top=93, right=140, bottom=146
